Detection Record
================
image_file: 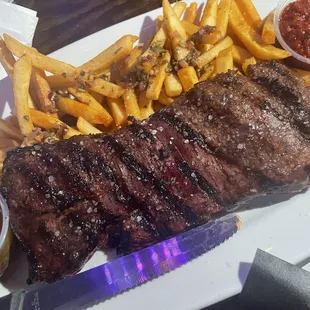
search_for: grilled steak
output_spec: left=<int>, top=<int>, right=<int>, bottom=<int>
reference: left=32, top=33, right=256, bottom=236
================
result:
left=2, top=61, right=310, bottom=283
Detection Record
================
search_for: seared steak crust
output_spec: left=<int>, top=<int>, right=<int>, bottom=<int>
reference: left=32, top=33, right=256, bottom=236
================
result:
left=2, top=61, right=310, bottom=283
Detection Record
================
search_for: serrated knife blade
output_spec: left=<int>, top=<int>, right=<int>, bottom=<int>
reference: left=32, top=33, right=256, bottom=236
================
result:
left=2, top=214, right=241, bottom=310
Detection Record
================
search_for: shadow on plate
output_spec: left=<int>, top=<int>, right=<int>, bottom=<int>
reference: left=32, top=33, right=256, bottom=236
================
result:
left=139, top=16, right=155, bottom=47
left=0, top=77, right=14, bottom=118
left=1, top=242, right=28, bottom=292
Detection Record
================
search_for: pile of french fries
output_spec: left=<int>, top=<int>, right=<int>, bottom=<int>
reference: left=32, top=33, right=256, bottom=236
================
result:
left=0, top=0, right=309, bottom=172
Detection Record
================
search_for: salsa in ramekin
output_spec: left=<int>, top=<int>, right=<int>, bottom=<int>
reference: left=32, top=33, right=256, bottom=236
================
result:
left=275, top=0, right=310, bottom=70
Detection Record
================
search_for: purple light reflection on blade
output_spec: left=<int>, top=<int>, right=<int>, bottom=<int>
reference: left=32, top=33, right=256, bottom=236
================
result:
left=20, top=215, right=239, bottom=310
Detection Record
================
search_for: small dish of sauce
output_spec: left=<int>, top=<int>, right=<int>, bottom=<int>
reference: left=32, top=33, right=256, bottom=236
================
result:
left=275, top=0, right=310, bottom=69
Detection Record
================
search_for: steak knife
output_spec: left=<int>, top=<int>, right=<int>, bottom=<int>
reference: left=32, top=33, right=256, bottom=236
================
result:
left=1, top=214, right=241, bottom=310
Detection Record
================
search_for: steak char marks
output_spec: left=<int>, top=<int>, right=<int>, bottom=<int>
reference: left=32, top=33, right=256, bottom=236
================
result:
left=2, top=61, right=310, bottom=283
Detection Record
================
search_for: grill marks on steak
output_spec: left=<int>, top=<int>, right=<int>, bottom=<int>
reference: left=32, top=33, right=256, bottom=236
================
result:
left=3, top=61, right=310, bottom=283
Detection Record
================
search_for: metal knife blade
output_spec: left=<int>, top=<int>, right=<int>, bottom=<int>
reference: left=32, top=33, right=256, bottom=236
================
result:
left=5, top=214, right=241, bottom=310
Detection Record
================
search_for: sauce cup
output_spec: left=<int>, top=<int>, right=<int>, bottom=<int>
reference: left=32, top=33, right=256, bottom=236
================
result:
left=274, top=0, right=310, bottom=70
left=0, top=194, right=12, bottom=276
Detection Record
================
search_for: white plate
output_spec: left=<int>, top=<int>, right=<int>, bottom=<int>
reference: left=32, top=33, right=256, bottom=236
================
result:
left=1, top=1, right=310, bottom=309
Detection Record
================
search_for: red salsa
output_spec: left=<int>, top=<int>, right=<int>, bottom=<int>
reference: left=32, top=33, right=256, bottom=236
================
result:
left=279, top=0, right=310, bottom=58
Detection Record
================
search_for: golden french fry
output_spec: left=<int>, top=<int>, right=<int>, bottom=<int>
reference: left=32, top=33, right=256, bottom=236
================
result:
left=200, top=44, right=213, bottom=53
left=232, top=45, right=252, bottom=65
left=261, top=10, right=276, bottom=45
left=216, top=0, right=232, bottom=37
left=106, top=97, right=127, bottom=127
left=12, top=57, right=34, bottom=136
left=77, top=117, right=102, bottom=135
left=156, top=16, right=164, bottom=32
left=81, top=35, right=138, bottom=74
left=181, top=20, right=200, bottom=36
left=138, top=91, right=154, bottom=119
left=242, top=57, right=257, bottom=74
left=162, top=0, right=187, bottom=41
left=80, top=74, right=124, bottom=99
left=89, top=90, right=103, bottom=104
left=184, top=2, right=198, bottom=24
left=201, top=30, right=223, bottom=45
left=30, top=68, right=55, bottom=113
left=164, top=73, right=183, bottom=97
left=142, top=2, right=186, bottom=59
left=120, top=45, right=144, bottom=76
left=0, top=36, right=15, bottom=78
left=177, top=66, right=199, bottom=92
left=68, top=87, right=113, bottom=127
left=30, top=109, right=80, bottom=138
left=146, top=52, right=171, bottom=100
left=4, top=34, right=76, bottom=76
left=200, top=0, right=218, bottom=27
left=215, top=47, right=233, bottom=75
left=196, top=36, right=233, bottom=68
left=235, top=0, right=263, bottom=32
left=123, top=88, right=141, bottom=120
left=229, top=2, right=290, bottom=60
left=291, top=68, right=310, bottom=86
left=56, top=97, right=109, bottom=125
left=158, top=90, right=174, bottom=105
left=199, top=63, right=215, bottom=81
left=0, top=119, right=23, bottom=141
left=46, top=74, right=75, bottom=89
left=5, top=115, right=19, bottom=129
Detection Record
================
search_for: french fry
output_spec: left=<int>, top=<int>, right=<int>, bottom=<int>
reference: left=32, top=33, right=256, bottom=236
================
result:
left=181, top=20, right=200, bottom=36
left=123, top=88, right=141, bottom=120
left=200, top=44, right=213, bottom=53
left=291, top=68, right=310, bottom=86
left=146, top=51, right=171, bottom=100
left=120, top=45, right=144, bottom=76
left=232, top=45, right=252, bottom=65
left=30, top=67, right=55, bottom=113
left=0, top=38, right=36, bottom=109
left=13, top=57, right=34, bottom=136
left=30, top=109, right=80, bottom=138
left=89, top=90, right=103, bottom=104
left=177, top=66, right=199, bottom=92
left=158, top=90, right=174, bottom=105
left=201, top=30, right=223, bottom=45
left=80, top=74, right=124, bottom=99
left=235, top=0, right=263, bottom=32
left=200, top=0, right=218, bottom=27
left=162, top=0, right=187, bottom=41
left=142, top=2, right=186, bottom=59
left=216, top=0, right=232, bottom=37
left=164, top=73, right=183, bottom=97
left=199, top=63, right=215, bottom=81
left=81, top=35, right=138, bottom=74
left=46, top=74, right=75, bottom=89
left=242, top=57, right=257, bottom=74
left=106, top=97, right=127, bottom=127
left=196, top=36, right=233, bottom=68
left=4, top=34, right=76, bottom=76
left=0, top=36, right=15, bottom=79
left=184, top=2, right=198, bottom=24
left=261, top=10, right=276, bottom=45
left=5, top=115, right=19, bottom=129
left=68, top=87, right=113, bottom=127
left=138, top=91, right=154, bottom=119
left=77, top=117, right=102, bottom=135
left=0, top=119, right=23, bottom=141
left=156, top=16, right=164, bottom=32
left=56, top=97, right=110, bottom=125
left=229, top=2, right=290, bottom=60
left=215, top=47, right=233, bottom=75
